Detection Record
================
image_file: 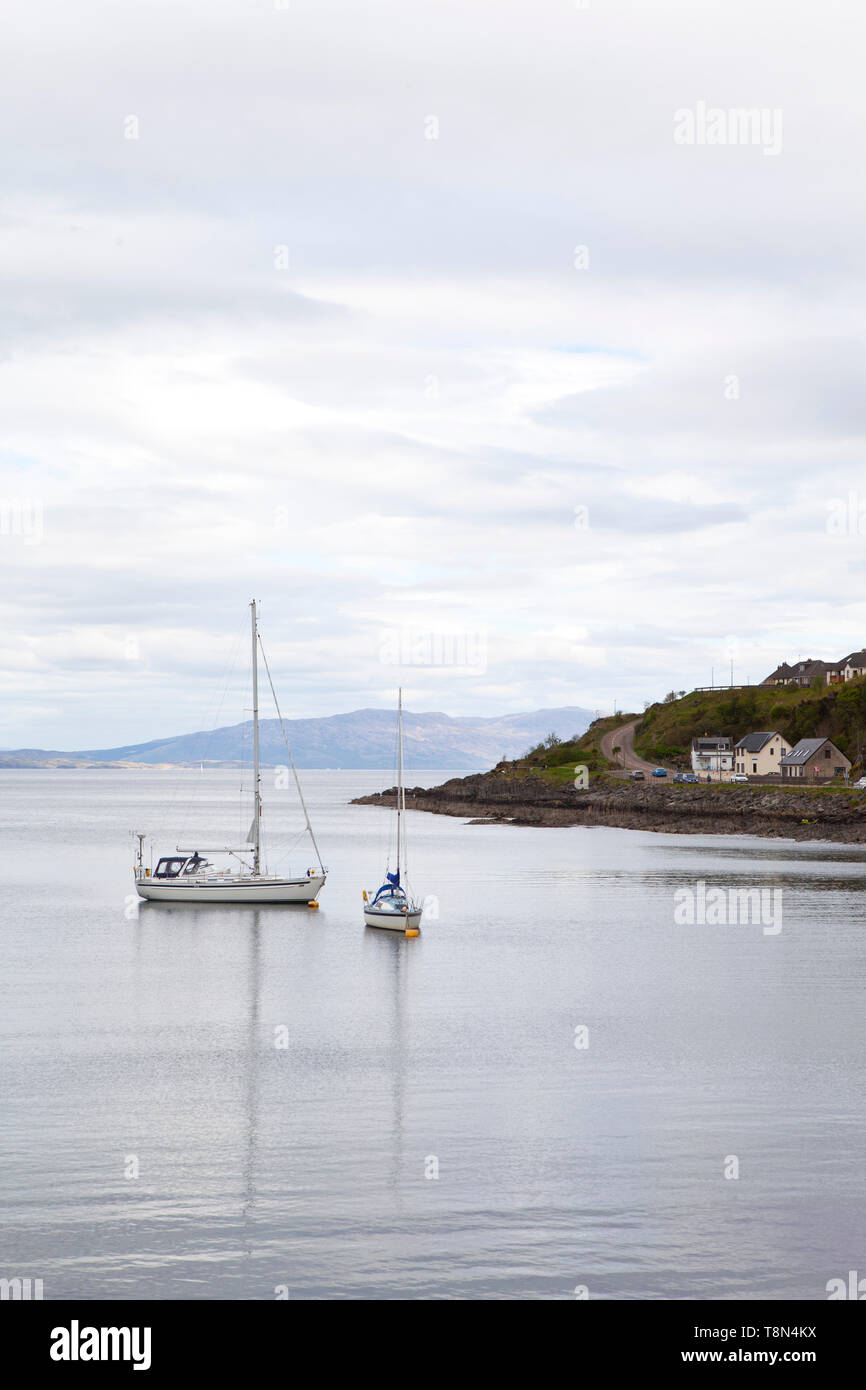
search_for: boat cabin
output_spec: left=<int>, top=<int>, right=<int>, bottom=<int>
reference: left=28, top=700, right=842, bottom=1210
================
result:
left=153, top=853, right=209, bottom=879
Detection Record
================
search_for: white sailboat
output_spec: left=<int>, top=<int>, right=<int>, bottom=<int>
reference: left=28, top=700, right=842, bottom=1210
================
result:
left=363, top=689, right=424, bottom=932
left=134, top=601, right=326, bottom=904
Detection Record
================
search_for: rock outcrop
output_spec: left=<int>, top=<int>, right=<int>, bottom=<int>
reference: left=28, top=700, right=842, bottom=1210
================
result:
left=352, top=772, right=866, bottom=842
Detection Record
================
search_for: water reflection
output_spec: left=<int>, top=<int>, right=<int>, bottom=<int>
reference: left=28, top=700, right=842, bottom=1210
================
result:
left=362, top=929, right=411, bottom=1201
left=242, top=912, right=261, bottom=1234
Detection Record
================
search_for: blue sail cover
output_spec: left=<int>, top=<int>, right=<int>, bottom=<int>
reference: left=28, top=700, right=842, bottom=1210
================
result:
left=372, top=870, right=402, bottom=904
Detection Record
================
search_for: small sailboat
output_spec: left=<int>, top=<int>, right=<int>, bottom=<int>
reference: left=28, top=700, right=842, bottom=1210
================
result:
left=363, top=689, right=424, bottom=932
left=134, top=601, right=326, bottom=904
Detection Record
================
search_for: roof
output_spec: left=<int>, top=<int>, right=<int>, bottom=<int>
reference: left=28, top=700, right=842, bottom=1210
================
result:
left=763, top=659, right=827, bottom=680
left=764, top=651, right=866, bottom=681
left=735, top=731, right=781, bottom=752
left=690, top=736, right=732, bottom=750
left=779, top=737, right=839, bottom=765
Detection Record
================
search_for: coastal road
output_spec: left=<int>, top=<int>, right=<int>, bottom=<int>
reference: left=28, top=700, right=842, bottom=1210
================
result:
left=600, top=719, right=661, bottom=775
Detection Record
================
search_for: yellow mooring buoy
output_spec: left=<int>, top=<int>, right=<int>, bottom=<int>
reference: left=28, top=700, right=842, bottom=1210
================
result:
left=405, top=928, right=420, bottom=937
left=307, top=900, right=319, bottom=909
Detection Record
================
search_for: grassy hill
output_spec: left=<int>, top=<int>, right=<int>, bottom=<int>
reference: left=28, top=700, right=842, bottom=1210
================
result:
left=490, top=713, right=633, bottom=786
left=634, top=679, right=866, bottom=770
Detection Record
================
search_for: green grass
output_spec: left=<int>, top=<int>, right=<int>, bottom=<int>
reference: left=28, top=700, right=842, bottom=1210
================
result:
left=504, top=715, right=643, bottom=788
left=497, top=721, right=625, bottom=785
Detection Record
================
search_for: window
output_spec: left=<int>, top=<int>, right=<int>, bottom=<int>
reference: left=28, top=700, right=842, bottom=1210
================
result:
left=825, top=748, right=831, bottom=759
left=155, top=857, right=187, bottom=879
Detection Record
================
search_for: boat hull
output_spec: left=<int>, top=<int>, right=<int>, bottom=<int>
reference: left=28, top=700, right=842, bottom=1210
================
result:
left=135, top=875, right=325, bottom=904
left=363, top=905, right=423, bottom=932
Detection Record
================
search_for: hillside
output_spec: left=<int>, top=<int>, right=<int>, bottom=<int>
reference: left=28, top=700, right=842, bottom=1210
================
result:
left=471, top=715, right=631, bottom=786
left=633, top=680, right=866, bottom=768
left=0, top=705, right=594, bottom=771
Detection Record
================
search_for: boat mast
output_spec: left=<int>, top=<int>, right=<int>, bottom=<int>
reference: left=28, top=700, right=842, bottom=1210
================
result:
left=251, top=599, right=261, bottom=875
left=397, top=686, right=404, bottom=879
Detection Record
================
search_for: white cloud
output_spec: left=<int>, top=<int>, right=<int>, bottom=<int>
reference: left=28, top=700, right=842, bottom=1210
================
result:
left=1, top=0, right=865, bottom=747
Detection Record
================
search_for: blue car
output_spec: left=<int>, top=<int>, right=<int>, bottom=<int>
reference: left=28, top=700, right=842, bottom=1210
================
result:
left=652, top=767, right=667, bottom=777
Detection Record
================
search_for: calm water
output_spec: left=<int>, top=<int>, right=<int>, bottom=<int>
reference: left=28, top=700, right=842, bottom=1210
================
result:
left=1, top=769, right=864, bottom=1300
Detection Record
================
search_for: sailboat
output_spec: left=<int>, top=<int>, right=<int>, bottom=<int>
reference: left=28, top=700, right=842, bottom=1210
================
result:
left=134, top=601, right=326, bottom=904
left=363, top=689, right=424, bottom=932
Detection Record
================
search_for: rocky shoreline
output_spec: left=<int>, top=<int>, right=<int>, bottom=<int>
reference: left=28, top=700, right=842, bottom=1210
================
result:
left=352, top=772, right=866, bottom=843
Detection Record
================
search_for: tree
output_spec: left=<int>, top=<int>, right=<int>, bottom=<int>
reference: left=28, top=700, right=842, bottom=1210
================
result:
left=663, top=691, right=677, bottom=704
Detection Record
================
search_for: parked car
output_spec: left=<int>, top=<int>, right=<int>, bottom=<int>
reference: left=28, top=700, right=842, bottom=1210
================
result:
left=673, top=772, right=685, bottom=782
left=630, top=770, right=645, bottom=780
left=854, top=776, right=866, bottom=788
left=652, top=767, right=667, bottom=777
left=682, top=773, right=698, bottom=784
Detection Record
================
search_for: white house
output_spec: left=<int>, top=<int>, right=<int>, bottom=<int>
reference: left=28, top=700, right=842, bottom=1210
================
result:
left=690, top=736, right=733, bottom=776
left=841, top=649, right=866, bottom=682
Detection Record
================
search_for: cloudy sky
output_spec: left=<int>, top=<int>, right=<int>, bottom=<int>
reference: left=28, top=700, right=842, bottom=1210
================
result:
left=1, top=0, right=865, bottom=748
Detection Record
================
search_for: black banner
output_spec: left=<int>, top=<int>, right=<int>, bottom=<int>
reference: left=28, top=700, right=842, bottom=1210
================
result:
left=5, top=1298, right=860, bottom=1376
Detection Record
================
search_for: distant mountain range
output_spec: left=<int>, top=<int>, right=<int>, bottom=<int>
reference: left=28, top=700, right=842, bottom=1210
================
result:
left=0, top=706, right=595, bottom=771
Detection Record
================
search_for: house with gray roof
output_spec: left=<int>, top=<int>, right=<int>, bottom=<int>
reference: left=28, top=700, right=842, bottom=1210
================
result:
left=762, top=659, right=830, bottom=687
left=779, top=738, right=851, bottom=782
left=733, top=731, right=791, bottom=777
left=841, top=649, right=866, bottom=682
left=690, top=736, right=733, bottom=776
left=762, top=663, right=795, bottom=686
